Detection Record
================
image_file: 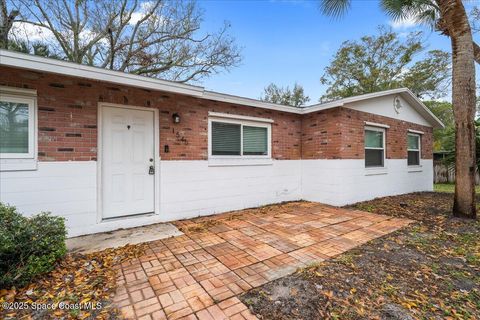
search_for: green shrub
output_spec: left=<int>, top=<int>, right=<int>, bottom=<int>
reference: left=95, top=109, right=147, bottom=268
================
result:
left=0, top=203, right=67, bottom=289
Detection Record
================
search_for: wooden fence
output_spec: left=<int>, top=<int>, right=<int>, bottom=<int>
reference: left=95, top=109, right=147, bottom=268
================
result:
left=434, top=162, right=480, bottom=184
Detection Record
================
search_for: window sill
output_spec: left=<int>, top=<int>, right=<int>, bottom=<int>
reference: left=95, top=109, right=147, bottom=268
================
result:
left=0, top=158, right=38, bottom=171
left=208, top=157, right=273, bottom=167
left=364, top=167, right=388, bottom=176
left=408, top=165, right=423, bottom=172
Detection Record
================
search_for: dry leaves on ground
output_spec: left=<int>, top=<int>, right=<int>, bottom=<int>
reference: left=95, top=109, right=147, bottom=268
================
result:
left=175, top=200, right=318, bottom=234
left=242, top=192, right=480, bottom=320
left=0, top=243, right=147, bottom=320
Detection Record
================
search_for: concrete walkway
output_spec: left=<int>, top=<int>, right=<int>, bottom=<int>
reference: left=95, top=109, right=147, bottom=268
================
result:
left=67, top=223, right=182, bottom=254
left=113, top=202, right=412, bottom=319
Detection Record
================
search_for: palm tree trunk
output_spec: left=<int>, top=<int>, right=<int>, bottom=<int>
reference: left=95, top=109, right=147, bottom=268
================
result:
left=438, top=0, right=477, bottom=219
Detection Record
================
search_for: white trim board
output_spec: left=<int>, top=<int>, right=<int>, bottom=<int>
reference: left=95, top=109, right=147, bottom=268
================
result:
left=408, top=129, right=425, bottom=135
left=365, top=121, right=390, bottom=128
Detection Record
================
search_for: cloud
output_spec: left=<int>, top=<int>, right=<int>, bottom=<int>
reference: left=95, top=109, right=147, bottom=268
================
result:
left=10, top=21, right=55, bottom=42
left=389, top=16, right=418, bottom=29
left=129, top=12, right=145, bottom=25
left=129, top=1, right=157, bottom=25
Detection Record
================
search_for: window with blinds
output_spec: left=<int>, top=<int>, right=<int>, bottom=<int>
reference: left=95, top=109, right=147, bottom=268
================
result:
left=243, top=126, right=267, bottom=155
left=210, top=120, right=269, bottom=157
left=211, top=122, right=241, bottom=155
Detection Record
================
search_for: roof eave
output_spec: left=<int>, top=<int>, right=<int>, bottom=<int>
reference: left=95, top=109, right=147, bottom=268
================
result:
left=303, top=88, right=445, bottom=129
left=0, top=50, right=447, bottom=128
left=0, top=49, right=301, bottom=114
left=399, top=89, right=445, bottom=129
left=0, top=49, right=205, bottom=97
left=203, top=91, right=303, bottom=114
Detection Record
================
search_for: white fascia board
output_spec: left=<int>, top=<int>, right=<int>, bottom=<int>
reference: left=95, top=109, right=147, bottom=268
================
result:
left=0, top=49, right=204, bottom=97
left=208, top=111, right=274, bottom=123
left=203, top=91, right=303, bottom=114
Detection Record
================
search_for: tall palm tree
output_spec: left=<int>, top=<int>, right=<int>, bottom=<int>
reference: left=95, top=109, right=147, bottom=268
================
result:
left=320, top=0, right=477, bottom=219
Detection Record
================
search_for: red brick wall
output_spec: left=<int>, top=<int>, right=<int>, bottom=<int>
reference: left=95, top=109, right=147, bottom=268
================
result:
left=0, top=66, right=302, bottom=161
left=301, top=107, right=433, bottom=160
left=301, top=108, right=344, bottom=159
left=0, top=66, right=432, bottom=162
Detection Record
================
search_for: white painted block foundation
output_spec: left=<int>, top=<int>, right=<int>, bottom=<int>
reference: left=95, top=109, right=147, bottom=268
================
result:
left=158, top=160, right=302, bottom=221
left=0, top=159, right=432, bottom=237
left=301, top=159, right=433, bottom=206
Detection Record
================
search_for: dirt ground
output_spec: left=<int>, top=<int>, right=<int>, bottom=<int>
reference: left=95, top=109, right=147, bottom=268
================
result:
left=240, top=192, right=480, bottom=320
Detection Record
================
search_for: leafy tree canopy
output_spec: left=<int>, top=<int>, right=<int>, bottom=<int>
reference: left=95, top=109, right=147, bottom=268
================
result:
left=423, top=100, right=454, bottom=152
left=260, top=83, right=310, bottom=107
left=320, top=27, right=451, bottom=102
left=7, top=39, right=58, bottom=58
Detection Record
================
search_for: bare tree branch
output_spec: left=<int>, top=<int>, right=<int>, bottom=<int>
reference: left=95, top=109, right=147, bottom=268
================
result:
left=10, top=0, right=241, bottom=82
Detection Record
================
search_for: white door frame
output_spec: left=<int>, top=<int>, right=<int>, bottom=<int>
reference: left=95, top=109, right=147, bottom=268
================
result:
left=96, top=102, right=160, bottom=222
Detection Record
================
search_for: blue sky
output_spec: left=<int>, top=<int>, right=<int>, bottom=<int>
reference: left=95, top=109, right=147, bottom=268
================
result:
left=198, top=0, right=452, bottom=102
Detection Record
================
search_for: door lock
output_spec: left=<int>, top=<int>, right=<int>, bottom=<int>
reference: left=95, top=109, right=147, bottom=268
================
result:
left=149, top=165, right=155, bottom=175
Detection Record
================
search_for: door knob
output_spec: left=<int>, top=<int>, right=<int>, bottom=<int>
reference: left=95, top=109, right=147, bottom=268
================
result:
left=149, top=165, right=155, bottom=175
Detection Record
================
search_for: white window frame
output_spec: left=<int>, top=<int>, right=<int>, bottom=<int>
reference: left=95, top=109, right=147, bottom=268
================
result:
left=407, top=133, right=421, bottom=166
left=364, top=125, right=386, bottom=169
left=0, top=89, right=37, bottom=160
left=208, top=117, right=272, bottom=160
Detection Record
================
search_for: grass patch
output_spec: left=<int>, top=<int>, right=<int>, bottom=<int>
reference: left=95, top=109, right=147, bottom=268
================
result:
left=434, top=183, right=480, bottom=193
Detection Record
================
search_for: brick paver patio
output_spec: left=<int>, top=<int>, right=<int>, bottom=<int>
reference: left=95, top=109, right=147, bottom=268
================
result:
left=113, top=201, right=412, bottom=319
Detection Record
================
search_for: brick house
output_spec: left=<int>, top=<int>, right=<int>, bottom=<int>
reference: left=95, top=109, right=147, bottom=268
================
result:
left=0, top=50, right=443, bottom=237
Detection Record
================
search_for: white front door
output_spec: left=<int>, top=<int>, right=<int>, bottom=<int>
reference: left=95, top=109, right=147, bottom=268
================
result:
left=101, top=106, right=155, bottom=219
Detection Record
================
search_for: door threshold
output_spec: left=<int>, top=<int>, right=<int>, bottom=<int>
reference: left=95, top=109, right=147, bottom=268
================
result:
left=102, top=212, right=156, bottom=222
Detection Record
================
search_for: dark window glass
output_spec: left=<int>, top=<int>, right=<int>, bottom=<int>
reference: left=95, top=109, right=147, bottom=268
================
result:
left=408, top=151, right=420, bottom=166
left=407, top=134, right=420, bottom=166
left=365, top=149, right=384, bottom=167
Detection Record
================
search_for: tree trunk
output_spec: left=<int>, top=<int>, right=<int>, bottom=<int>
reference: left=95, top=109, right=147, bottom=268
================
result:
left=0, top=0, right=13, bottom=49
left=438, top=0, right=477, bottom=219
